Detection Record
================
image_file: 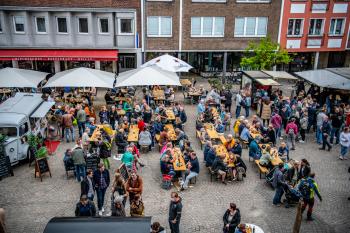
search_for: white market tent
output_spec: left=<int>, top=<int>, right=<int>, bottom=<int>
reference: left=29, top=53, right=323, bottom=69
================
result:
left=116, top=66, right=181, bottom=87
left=141, top=54, right=193, bottom=72
left=43, top=67, right=115, bottom=88
left=295, top=69, right=350, bottom=90
left=262, top=71, right=298, bottom=80
left=0, top=67, right=48, bottom=88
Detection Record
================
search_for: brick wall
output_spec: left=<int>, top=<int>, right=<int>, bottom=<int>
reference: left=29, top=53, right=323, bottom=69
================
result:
left=145, top=0, right=281, bottom=51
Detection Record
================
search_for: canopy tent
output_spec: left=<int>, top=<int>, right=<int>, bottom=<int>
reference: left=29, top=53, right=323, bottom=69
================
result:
left=0, top=67, right=48, bottom=88
left=43, top=67, right=115, bottom=88
left=141, top=54, right=193, bottom=72
left=116, top=66, right=181, bottom=87
left=295, top=69, right=350, bottom=90
left=262, top=71, right=297, bottom=80
left=43, top=217, right=152, bottom=233
left=326, top=68, right=350, bottom=80
left=255, top=78, right=281, bottom=86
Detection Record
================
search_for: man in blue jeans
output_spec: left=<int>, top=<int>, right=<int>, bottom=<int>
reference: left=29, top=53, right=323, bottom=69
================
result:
left=93, top=163, right=110, bottom=216
left=76, top=104, right=86, bottom=138
left=181, top=152, right=199, bottom=191
left=72, top=144, right=86, bottom=182
left=272, top=163, right=285, bottom=206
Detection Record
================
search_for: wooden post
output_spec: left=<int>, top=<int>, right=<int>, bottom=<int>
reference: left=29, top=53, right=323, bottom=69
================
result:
left=293, top=200, right=303, bottom=233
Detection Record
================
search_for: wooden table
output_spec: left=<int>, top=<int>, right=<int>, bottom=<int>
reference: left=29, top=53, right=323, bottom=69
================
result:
left=90, top=125, right=116, bottom=142
left=166, top=108, right=176, bottom=121
left=117, top=109, right=126, bottom=116
left=203, top=123, right=214, bottom=130
left=219, top=135, right=227, bottom=144
left=211, top=108, right=219, bottom=118
left=180, top=79, right=192, bottom=87
left=206, top=128, right=220, bottom=140
left=270, top=148, right=283, bottom=166
left=249, top=127, right=262, bottom=139
left=165, top=124, right=177, bottom=141
left=115, top=97, right=132, bottom=103
left=173, top=148, right=187, bottom=171
left=153, top=90, right=165, bottom=100
left=127, top=125, right=139, bottom=142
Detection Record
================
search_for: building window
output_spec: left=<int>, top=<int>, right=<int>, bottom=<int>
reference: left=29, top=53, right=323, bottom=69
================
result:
left=119, top=18, right=134, bottom=35
left=234, top=17, right=267, bottom=37
left=35, top=17, right=46, bottom=33
left=147, top=16, right=172, bottom=37
left=287, top=19, right=303, bottom=36
left=192, top=0, right=227, bottom=2
left=191, top=17, right=225, bottom=37
left=78, top=17, right=88, bottom=33
left=99, top=18, right=109, bottom=34
left=57, top=17, right=68, bottom=33
left=308, top=19, right=323, bottom=36
left=329, top=18, right=344, bottom=36
left=13, top=16, right=25, bottom=33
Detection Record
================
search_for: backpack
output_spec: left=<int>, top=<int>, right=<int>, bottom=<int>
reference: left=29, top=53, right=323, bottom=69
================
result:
left=239, top=98, right=246, bottom=107
left=299, top=179, right=312, bottom=199
left=161, top=175, right=172, bottom=190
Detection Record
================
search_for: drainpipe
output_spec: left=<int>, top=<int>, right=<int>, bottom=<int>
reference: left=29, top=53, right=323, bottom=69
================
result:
left=179, top=0, right=183, bottom=57
left=141, top=0, right=145, bottom=63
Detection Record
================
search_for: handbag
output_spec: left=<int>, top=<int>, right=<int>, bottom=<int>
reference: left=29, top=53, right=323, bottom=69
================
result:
left=72, top=118, right=78, bottom=126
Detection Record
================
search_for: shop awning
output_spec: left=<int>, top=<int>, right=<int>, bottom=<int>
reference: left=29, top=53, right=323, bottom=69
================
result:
left=43, top=217, right=152, bottom=233
left=30, top=101, right=55, bottom=118
left=262, top=71, right=298, bottom=80
left=255, top=78, right=281, bottom=86
left=0, top=49, right=118, bottom=61
left=295, top=69, right=350, bottom=90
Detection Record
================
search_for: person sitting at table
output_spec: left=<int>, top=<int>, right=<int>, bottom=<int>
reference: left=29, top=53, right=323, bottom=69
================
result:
left=205, top=142, right=217, bottom=167
left=175, top=128, right=187, bottom=146
left=278, top=142, right=290, bottom=161
left=231, top=140, right=242, bottom=157
left=211, top=153, right=228, bottom=185
left=224, top=134, right=235, bottom=151
left=181, top=140, right=192, bottom=153
left=215, top=119, right=225, bottom=134
left=240, top=121, right=251, bottom=142
left=108, top=106, right=119, bottom=130
left=137, top=117, right=145, bottom=132
left=248, top=138, right=261, bottom=160
left=177, top=107, right=187, bottom=124
left=142, top=106, right=153, bottom=124
left=196, top=114, right=204, bottom=131
left=123, top=101, right=133, bottom=120
left=160, top=152, right=176, bottom=178
left=115, top=129, right=128, bottom=153
left=254, top=121, right=266, bottom=135
left=99, top=106, right=109, bottom=124
left=159, top=128, right=169, bottom=146
left=251, top=115, right=262, bottom=126
left=226, top=152, right=238, bottom=181
left=259, top=145, right=273, bottom=170
left=132, top=104, right=142, bottom=119
left=262, top=124, right=276, bottom=145
left=181, top=152, right=200, bottom=190
left=199, top=128, right=210, bottom=143
left=121, top=119, right=129, bottom=133
left=153, top=116, right=164, bottom=135
left=138, top=127, right=152, bottom=151
left=204, top=106, right=214, bottom=123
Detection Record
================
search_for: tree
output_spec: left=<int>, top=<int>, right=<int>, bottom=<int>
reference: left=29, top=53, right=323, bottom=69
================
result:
left=240, top=37, right=291, bottom=70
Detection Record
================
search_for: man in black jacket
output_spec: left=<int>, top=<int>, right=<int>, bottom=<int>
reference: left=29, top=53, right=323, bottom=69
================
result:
left=75, top=195, right=96, bottom=217
left=224, top=90, right=233, bottom=114
left=168, top=192, right=182, bottom=233
left=319, top=116, right=332, bottom=151
left=81, top=169, right=95, bottom=201
left=93, top=163, right=110, bottom=216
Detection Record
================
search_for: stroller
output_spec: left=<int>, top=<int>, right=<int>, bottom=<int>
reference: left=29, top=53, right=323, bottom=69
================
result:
left=283, top=184, right=302, bottom=207
left=265, top=166, right=277, bottom=188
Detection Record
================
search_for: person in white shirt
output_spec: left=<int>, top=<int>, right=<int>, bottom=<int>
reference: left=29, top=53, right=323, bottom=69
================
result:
left=339, top=127, right=350, bottom=160
left=235, top=92, right=243, bottom=119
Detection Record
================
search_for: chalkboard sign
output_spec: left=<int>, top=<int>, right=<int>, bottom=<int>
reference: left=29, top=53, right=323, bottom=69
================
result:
left=35, top=157, right=52, bottom=182
left=119, top=163, right=129, bottom=181
left=86, top=155, right=100, bottom=171
left=0, top=150, right=13, bottom=180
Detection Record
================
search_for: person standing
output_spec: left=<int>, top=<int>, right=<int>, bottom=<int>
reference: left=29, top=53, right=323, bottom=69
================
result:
left=260, top=99, right=272, bottom=127
left=0, top=208, right=7, bottom=233
left=76, top=104, right=87, bottom=138
left=61, top=110, right=75, bottom=143
left=81, top=169, right=95, bottom=201
left=235, top=91, right=243, bottom=119
left=222, top=203, right=241, bottom=233
left=339, top=127, right=350, bottom=160
left=125, top=171, right=143, bottom=203
left=285, top=118, right=298, bottom=150
left=272, top=163, right=285, bottom=206
left=224, top=90, right=233, bottom=114
left=168, top=192, right=182, bottom=233
left=319, top=116, right=332, bottom=151
left=299, top=112, right=308, bottom=143
left=244, top=95, right=251, bottom=118
left=94, top=163, right=110, bottom=216
left=316, top=108, right=326, bottom=144
left=330, top=107, right=343, bottom=145
left=298, top=172, right=322, bottom=221
left=108, top=106, right=118, bottom=130
left=72, top=142, right=86, bottom=182
left=271, top=110, right=282, bottom=140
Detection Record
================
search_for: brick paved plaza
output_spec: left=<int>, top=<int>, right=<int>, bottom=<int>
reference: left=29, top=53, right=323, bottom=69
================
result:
left=0, top=79, right=350, bottom=233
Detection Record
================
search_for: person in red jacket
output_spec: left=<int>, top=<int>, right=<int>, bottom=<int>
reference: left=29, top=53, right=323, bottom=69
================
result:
left=138, top=117, right=145, bottom=132
left=285, top=118, right=298, bottom=150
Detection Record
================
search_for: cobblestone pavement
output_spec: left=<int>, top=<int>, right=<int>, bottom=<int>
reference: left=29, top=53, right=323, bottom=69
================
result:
left=0, top=77, right=350, bottom=233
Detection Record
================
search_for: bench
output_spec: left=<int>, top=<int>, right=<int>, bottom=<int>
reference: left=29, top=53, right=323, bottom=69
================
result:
left=155, top=134, right=162, bottom=152
left=255, top=160, right=268, bottom=179
left=196, top=131, right=206, bottom=150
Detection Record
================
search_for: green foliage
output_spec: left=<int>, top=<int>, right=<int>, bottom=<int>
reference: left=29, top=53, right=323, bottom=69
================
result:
left=35, top=147, right=47, bottom=159
left=27, top=133, right=42, bottom=149
left=0, top=134, right=7, bottom=145
left=240, top=37, right=291, bottom=70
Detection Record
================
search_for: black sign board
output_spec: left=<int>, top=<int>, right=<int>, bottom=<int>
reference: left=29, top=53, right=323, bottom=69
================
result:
left=118, top=163, right=129, bottom=181
left=0, top=151, right=13, bottom=180
left=35, top=157, right=52, bottom=182
left=86, top=155, right=100, bottom=171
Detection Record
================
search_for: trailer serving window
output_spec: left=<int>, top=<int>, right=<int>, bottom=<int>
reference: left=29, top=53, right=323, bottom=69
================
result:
left=0, top=127, right=17, bottom=137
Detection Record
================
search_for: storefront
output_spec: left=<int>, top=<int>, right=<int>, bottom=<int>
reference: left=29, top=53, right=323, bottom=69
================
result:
left=0, top=49, right=118, bottom=73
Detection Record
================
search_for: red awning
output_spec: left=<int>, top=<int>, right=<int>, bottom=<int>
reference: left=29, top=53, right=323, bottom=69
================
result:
left=0, top=49, right=118, bottom=61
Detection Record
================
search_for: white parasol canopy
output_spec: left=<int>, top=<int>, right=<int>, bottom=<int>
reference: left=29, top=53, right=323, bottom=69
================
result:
left=141, top=54, right=193, bottom=72
left=43, top=67, right=115, bottom=88
left=116, top=66, right=181, bottom=87
left=0, top=67, right=48, bottom=88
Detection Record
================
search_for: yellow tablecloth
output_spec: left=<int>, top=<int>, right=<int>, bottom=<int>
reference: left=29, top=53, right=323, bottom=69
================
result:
left=127, top=125, right=139, bottom=142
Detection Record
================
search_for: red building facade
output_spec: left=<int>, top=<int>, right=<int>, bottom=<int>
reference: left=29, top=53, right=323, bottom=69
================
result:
left=279, top=0, right=350, bottom=71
